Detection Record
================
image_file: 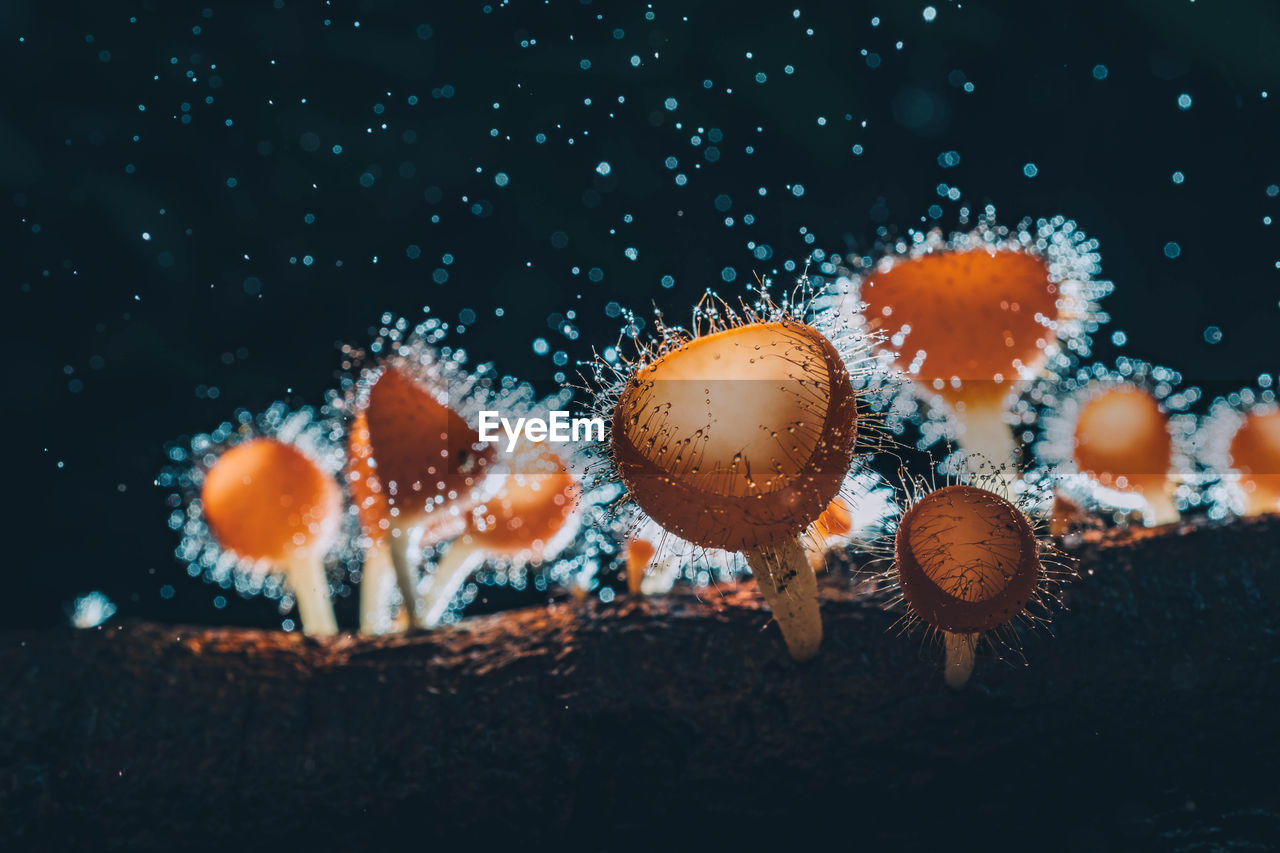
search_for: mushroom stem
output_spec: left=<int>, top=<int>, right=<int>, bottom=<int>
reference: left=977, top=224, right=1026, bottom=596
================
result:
left=745, top=538, right=823, bottom=662
left=357, top=543, right=395, bottom=635
left=1145, top=489, right=1180, bottom=526
left=388, top=524, right=423, bottom=630
left=957, top=398, right=1021, bottom=485
left=283, top=554, right=338, bottom=637
left=419, top=541, right=487, bottom=628
left=1244, top=492, right=1279, bottom=516
left=943, top=631, right=977, bottom=689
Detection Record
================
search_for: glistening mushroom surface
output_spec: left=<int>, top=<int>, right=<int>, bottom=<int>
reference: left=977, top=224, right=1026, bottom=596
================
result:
left=611, top=320, right=857, bottom=552
left=895, top=484, right=1040, bottom=635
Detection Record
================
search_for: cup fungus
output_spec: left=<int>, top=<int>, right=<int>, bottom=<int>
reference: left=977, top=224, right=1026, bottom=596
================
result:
left=1031, top=359, right=1195, bottom=526
left=830, top=215, right=1111, bottom=481
left=602, top=300, right=863, bottom=661
left=165, top=403, right=349, bottom=634
left=353, top=363, right=494, bottom=628
left=890, top=481, right=1067, bottom=688
left=1194, top=382, right=1280, bottom=517
left=418, top=448, right=579, bottom=626
left=201, top=437, right=343, bottom=636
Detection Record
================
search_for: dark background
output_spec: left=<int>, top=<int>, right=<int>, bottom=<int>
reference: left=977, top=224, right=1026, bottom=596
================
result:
left=5, top=0, right=1277, bottom=630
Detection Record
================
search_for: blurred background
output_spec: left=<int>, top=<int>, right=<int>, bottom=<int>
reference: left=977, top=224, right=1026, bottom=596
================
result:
left=5, top=0, right=1276, bottom=629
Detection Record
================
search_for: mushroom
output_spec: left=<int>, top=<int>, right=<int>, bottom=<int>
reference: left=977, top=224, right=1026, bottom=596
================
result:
left=346, top=410, right=399, bottom=634
left=830, top=216, right=1111, bottom=484
left=1194, top=382, right=1280, bottom=517
left=417, top=447, right=579, bottom=626
left=890, top=482, right=1068, bottom=688
left=608, top=316, right=860, bottom=661
left=355, top=364, right=493, bottom=629
left=623, top=536, right=657, bottom=595
left=1031, top=359, right=1194, bottom=526
left=201, top=437, right=342, bottom=636
left=1225, top=408, right=1280, bottom=515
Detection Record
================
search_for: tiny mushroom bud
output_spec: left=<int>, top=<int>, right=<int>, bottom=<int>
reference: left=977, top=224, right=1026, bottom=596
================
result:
left=1227, top=408, right=1280, bottom=515
left=624, top=536, right=657, bottom=595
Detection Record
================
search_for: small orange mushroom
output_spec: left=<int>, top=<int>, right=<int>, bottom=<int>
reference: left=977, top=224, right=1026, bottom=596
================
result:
left=1227, top=408, right=1280, bottom=515
left=201, top=437, right=342, bottom=636
left=862, top=247, right=1055, bottom=477
left=814, top=496, right=855, bottom=540
left=805, top=497, right=853, bottom=571
left=418, top=448, right=579, bottom=626
left=624, top=536, right=657, bottom=595
left=893, top=483, right=1055, bottom=688
left=1072, top=385, right=1179, bottom=524
left=356, top=364, right=494, bottom=628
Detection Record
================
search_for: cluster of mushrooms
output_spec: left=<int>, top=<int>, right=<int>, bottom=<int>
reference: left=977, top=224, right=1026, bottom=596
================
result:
left=166, top=213, right=1278, bottom=689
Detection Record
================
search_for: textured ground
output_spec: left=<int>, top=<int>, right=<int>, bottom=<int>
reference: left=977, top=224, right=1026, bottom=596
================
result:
left=3, top=516, right=1278, bottom=851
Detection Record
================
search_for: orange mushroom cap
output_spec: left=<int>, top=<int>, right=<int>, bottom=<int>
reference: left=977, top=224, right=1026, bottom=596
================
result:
left=468, top=451, right=578, bottom=555
left=814, top=496, right=854, bottom=539
left=863, top=249, right=1058, bottom=407
left=612, top=321, right=858, bottom=552
left=201, top=437, right=341, bottom=564
left=1072, top=385, right=1172, bottom=496
left=363, top=365, right=495, bottom=520
left=895, top=484, right=1041, bottom=635
left=1229, top=409, right=1280, bottom=509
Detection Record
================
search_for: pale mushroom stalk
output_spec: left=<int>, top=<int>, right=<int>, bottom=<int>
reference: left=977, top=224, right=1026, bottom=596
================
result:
left=943, top=631, right=978, bottom=690
left=357, top=542, right=395, bottom=634
left=957, top=399, right=1021, bottom=484
left=745, top=539, right=822, bottom=661
left=388, top=523, right=424, bottom=629
left=419, top=542, right=488, bottom=628
left=284, top=553, right=338, bottom=637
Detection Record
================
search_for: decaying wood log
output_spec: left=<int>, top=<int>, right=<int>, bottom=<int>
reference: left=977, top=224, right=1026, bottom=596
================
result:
left=3, top=517, right=1279, bottom=851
